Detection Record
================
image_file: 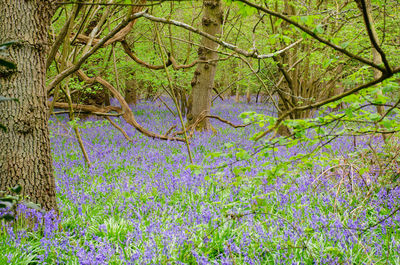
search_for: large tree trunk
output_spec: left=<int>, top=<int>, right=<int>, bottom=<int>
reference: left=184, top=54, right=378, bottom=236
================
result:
left=0, top=2, right=58, bottom=211
left=188, top=0, right=223, bottom=131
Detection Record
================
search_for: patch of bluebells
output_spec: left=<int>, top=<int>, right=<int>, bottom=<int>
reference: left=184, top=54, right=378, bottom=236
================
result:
left=0, top=97, right=399, bottom=264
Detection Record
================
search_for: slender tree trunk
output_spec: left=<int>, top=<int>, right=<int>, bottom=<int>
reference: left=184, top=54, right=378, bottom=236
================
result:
left=275, top=0, right=296, bottom=136
left=246, top=87, right=251, bottom=103
left=235, top=86, right=240, bottom=103
left=0, top=2, right=58, bottom=211
left=356, top=0, right=387, bottom=141
left=125, top=78, right=138, bottom=105
left=188, top=0, right=223, bottom=131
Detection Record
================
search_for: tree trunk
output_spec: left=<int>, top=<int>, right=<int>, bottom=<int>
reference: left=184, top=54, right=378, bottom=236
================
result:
left=246, top=87, right=251, bottom=104
left=356, top=0, right=387, bottom=141
left=125, top=79, right=138, bottom=105
left=188, top=0, right=223, bottom=131
left=145, top=82, right=154, bottom=100
left=0, top=2, right=58, bottom=211
left=235, top=88, right=240, bottom=103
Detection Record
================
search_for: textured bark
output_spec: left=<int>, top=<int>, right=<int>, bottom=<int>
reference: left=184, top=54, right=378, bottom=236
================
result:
left=0, top=2, right=58, bottom=211
left=188, top=0, right=223, bottom=131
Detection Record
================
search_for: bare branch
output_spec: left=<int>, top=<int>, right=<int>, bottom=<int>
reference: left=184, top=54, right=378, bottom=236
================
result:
left=139, top=12, right=303, bottom=59
left=121, top=40, right=171, bottom=70
left=47, top=6, right=80, bottom=69
left=206, top=115, right=252, bottom=128
left=255, top=70, right=400, bottom=140
left=236, top=0, right=386, bottom=72
left=105, top=116, right=133, bottom=142
left=121, top=40, right=229, bottom=70
left=51, top=102, right=123, bottom=114
left=74, top=69, right=186, bottom=142
left=55, top=1, right=170, bottom=7
left=47, top=10, right=148, bottom=92
left=355, top=0, right=392, bottom=73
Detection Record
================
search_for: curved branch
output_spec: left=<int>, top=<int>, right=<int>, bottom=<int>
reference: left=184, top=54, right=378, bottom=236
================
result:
left=74, top=69, right=185, bottom=142
left=47, top=10, right=148, bottom=92
left=173, top=112, right=251, bottom=137
left=121, top=40, right=202, bottom=70
left=72, top=1, right=145, bottom=47
left=121, top=40, right=171, bottom=70
left=355, top=0, right=391, bottom=72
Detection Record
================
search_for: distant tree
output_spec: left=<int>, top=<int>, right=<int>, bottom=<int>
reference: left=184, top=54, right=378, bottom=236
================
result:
left=125, top=77, right=139, bottom=105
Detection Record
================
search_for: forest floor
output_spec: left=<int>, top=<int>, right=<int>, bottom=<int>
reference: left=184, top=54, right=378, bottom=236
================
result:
left=1, top=98, right=400, bottom=264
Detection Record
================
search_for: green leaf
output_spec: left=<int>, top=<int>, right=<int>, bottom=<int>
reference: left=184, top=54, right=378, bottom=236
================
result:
left=22, top=201, right=45, bottom=213
left=0, top=41, right=17, bottom=51
left=0, top=201, right=13, bottom=209
left=235, top=149, right=251, bottom=160
left=304, top=227, right=314, bottom=234
left=359, top=167, right=369, bottom=175
left=224, top=142, right=234, bottom=148
left=369, top=113, right=381, bottom=121
left=0, top=213, right=15, bottom=221
left=185, top=164, right=203, bottom=175
left=207, top=151, right=224, bottom=159
left=373, top=93, right=388, bottom=104
left=341, top=41, right=350, bottom=48
left=345, top=108, right=353, bottom=118
left=0, top=96, right=18, bottom=102
left=11, top=184, right=22, bottom=194
left=274, top=19, right=283, bottom=27
left=313, top=24, right=324, bottom=34
left=0, top=57, right=16, bottom=69
left=0, top=195, right=18, bottom=202
left=380, top=119, right=393, bottom=129
left=391, top=173, right=400, bottom=183
left=325, top=246, right=343, bottom=257
left=299, top=16, right=308, bottom=24
left=232, top=167, right=243, bottom=176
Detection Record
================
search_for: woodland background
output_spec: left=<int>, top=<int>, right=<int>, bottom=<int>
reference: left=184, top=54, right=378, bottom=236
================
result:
left=0, top=0, right=400, bottom=264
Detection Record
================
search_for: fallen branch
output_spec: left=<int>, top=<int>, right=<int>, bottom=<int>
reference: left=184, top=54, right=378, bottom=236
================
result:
left=206, top=115, right=251, bottom=128
left=51, top=101, right=123, bottom=115
left=172, top=112, right=251, bottom=137
left=105, top=116, right=132, bottom=142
